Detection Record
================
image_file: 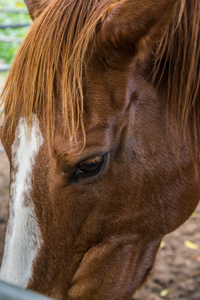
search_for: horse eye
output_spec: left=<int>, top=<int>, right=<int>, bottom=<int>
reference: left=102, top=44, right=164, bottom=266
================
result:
left=74, top=155, right=105, bottom=179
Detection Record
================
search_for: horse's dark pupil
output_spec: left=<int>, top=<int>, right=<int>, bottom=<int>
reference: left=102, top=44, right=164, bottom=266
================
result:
left=79, top=158, right=103, bottom=173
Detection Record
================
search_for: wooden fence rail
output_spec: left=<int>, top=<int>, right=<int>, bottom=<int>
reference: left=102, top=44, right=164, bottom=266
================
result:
left=0, top=64, right=11, bottom=71
left=0, top=8, right=28, bottom=14
left=0, top=33, right=23, bottom=72
left=0, top=36, right=23, bottom=43
left=0, top=23, right=31, bottom=29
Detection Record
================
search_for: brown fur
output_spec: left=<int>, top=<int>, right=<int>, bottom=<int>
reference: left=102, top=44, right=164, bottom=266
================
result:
left=1, top=0, right=200, bottom=299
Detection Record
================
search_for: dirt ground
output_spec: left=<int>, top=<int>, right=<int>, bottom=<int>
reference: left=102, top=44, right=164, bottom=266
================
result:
left=0, top=150, right=199, bottom=299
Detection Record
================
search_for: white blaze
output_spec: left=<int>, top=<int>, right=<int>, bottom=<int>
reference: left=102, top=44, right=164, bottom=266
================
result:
left=0, top=115, right=44, bottom=287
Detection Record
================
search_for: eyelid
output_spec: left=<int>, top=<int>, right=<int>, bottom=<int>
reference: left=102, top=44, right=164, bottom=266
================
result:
left=80, top=155, right=104, bottom=166
left=58, top=148, right=109, bottom=170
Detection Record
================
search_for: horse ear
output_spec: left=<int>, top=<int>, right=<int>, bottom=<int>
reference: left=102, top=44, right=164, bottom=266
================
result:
left=100, top=0, right=178, bottom=60
left=24, top=0, right=51, bottom=20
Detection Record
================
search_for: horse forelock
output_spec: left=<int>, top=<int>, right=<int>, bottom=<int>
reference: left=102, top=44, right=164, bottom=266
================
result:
left=0, top=0, right=114, bottom=144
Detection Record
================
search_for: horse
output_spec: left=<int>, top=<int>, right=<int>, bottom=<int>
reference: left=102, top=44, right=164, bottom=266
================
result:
left=0, top=0, right=200, bottom=299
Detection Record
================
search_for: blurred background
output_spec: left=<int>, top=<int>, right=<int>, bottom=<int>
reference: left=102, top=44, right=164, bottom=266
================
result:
left=0, top=1, right=199, bottom=300
left=0, top=0, right=31, bottom=99
left=0, top=0, right=31, bottom=71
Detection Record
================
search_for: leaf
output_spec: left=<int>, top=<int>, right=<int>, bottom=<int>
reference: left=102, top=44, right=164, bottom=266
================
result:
left=16, top=2, right=25, bottom=8
left=192, top=211, right=197, bottom=218
left=160, top=289, right=169, bottom=297
left=160, top=241, right=165, bottom=249
left=184, top=240, right=199, bottom=250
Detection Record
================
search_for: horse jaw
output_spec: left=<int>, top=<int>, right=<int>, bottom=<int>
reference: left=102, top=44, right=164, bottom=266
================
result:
left=0, top=115, right=43, bottom=288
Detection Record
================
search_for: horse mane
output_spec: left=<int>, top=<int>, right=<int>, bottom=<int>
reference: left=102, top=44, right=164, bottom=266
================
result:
left=0, top=0, right=200, bottom=149
left=154, top=0, right=200, bottom=148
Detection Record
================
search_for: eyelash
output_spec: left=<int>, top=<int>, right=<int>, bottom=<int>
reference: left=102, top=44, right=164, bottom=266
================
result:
left=71, top=153, right=107, bottom=182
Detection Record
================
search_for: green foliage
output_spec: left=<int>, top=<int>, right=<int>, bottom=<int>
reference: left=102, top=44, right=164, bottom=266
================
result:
left=0, top=0, right=26, bottom=9
left=0, top=0, right=31, bottom=64
left=0, top=42, right=18, bottom=64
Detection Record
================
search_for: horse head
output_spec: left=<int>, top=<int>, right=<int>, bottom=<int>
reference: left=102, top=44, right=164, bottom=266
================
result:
left=0, top=0, right=200, bottom=299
